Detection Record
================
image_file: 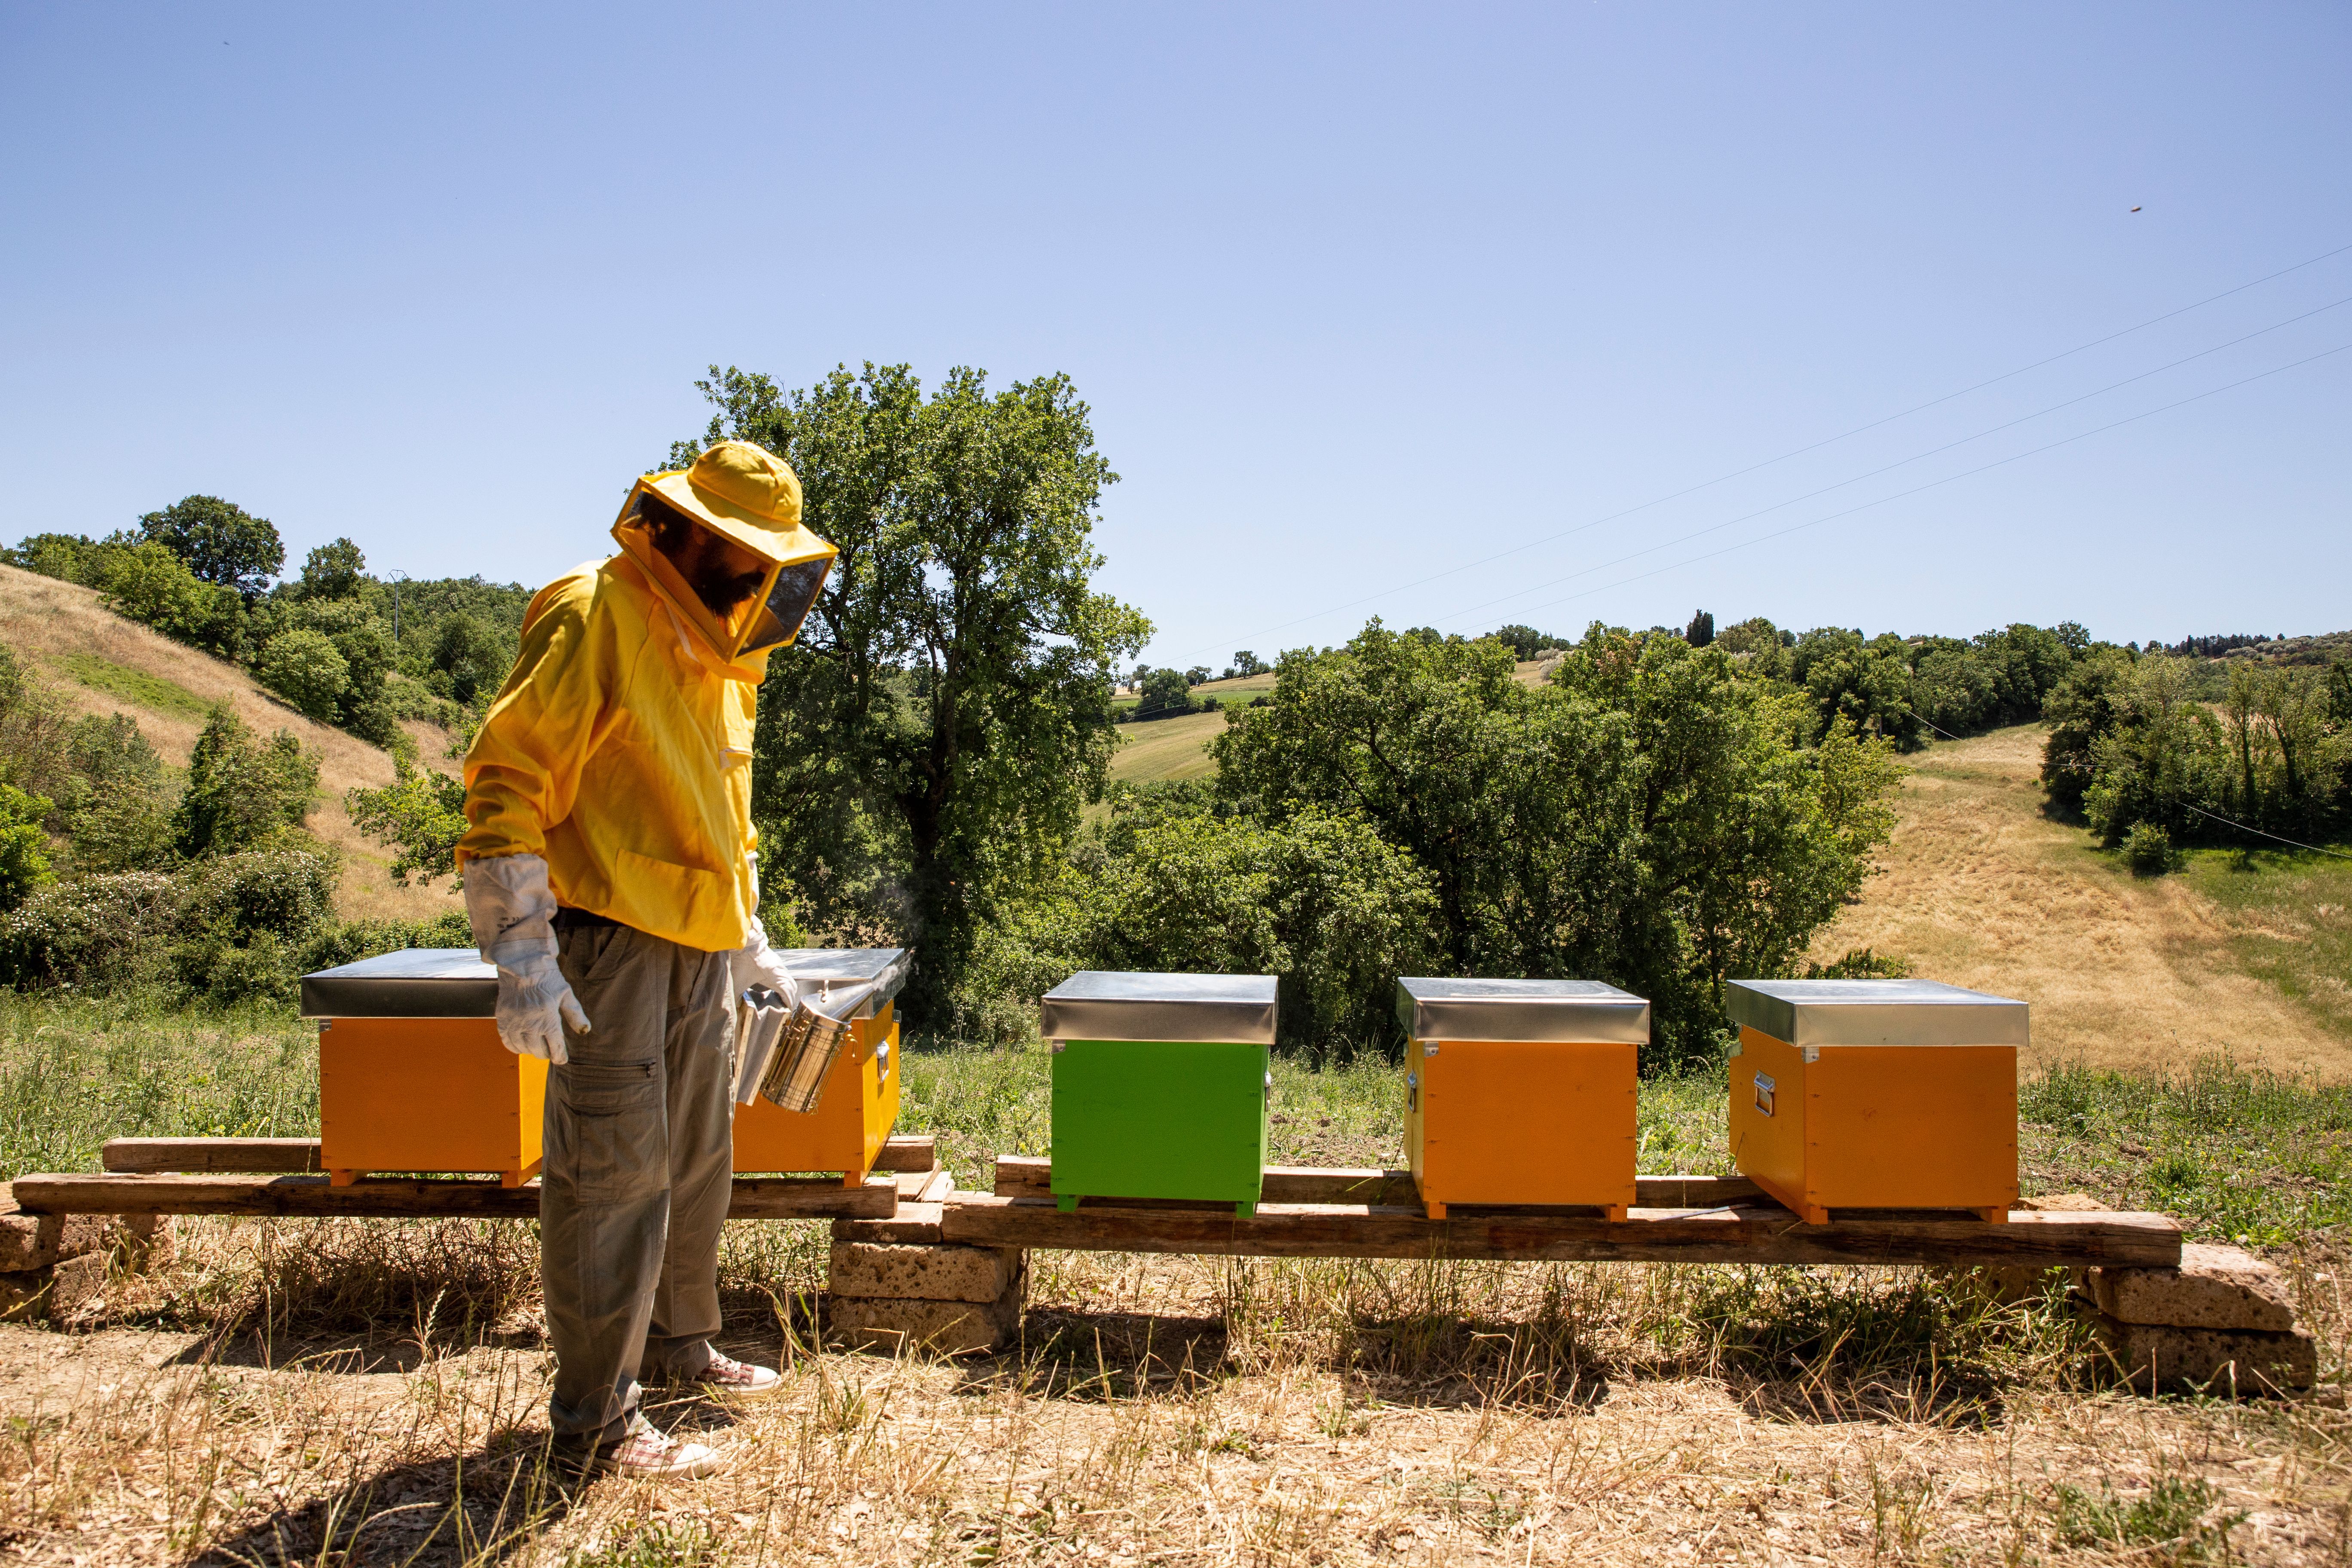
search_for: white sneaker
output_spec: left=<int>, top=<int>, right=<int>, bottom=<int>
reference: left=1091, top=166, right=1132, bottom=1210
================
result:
left=692, top=1349, right=783, bottom=1398
left=591, top=1424, right=726, bottom=1479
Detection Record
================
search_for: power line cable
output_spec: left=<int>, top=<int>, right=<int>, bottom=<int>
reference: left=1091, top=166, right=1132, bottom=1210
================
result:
left=2179, top=804, right=2352, bottom=860
left=1425, top=298, right=2352, bottom=630
left=1162, top=237, right=2352, bottom=662
left=1478, top=338, right=2352, bottom=625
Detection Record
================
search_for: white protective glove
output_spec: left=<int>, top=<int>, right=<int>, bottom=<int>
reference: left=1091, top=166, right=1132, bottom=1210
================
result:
left=463, top=852, right=591, bottom=1064
left=730, top=855, right=801, bottom=1010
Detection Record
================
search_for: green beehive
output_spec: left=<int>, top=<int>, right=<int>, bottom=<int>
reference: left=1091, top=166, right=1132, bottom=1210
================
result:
left=1043, top=972, right=1277, bottom=1216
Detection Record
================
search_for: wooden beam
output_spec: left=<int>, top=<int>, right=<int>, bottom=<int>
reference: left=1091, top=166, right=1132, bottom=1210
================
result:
left=872, top=1135, right=938, bottom=1174
left=940, top=1194, right=2180, bottom=1268
left=993, top=1157, right=1768, bottom=1212
left=102, top=1138, right=323, bottom=1174
left=12, top=1173, right=896, bottom=1221
left=102, top=1133, right=940, bottom=1179
left=1635, top=1173, right=1767, bottom=1207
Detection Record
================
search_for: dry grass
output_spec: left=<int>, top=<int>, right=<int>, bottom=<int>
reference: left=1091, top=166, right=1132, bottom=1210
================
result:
left=1810, top=724, right=2352, bottom=1084
left=1108, top=710, right=1230, bottom=786
left=1, top=1217, right=2344, bottom=1566
left=0, top=564, right=460, bottom=925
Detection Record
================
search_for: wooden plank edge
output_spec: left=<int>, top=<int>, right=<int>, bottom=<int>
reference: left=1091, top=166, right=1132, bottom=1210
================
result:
left=102, top=1137, right=324, bottom=1174
left=13, top=1171, right=896, bottom=1221
left=991, top=1156, right=1767, bottom=1211
left=938, top=1194, right=2181, bottom=1267
left=872, top=1135, right=939, bottom=1174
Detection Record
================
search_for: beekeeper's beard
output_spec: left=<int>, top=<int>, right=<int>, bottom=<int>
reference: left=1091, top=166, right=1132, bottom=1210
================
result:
left=654, top=519, right=768, bottom=618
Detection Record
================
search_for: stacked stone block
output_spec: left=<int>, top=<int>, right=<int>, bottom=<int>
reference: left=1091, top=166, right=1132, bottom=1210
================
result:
left=827, top=1200, right=1026, bottom=1355
left=2078, top=1240, right=2317, bottom=1393
left=0, top=1186, right=174, bottom=1324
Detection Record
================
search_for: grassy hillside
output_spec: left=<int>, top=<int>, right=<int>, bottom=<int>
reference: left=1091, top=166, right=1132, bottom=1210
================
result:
left=1108, top=708, right=1227, bottom=783
left=1810, top=724, right=2352, bottom=1081
left=0, top=563, right=459, bottom=923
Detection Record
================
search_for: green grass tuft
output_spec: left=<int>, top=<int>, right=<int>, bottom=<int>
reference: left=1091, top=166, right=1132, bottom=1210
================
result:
left=2183, top=843, right=2352, bottom=1042
left=44, top=650, right=211, bottom=720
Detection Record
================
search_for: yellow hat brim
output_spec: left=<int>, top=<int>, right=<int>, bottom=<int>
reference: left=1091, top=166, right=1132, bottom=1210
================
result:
left=635, top=470, right=838, bottom=571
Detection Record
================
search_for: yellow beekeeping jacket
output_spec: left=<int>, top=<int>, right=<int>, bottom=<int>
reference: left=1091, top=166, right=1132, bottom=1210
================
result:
left=457, top=536, right=775, bottom=953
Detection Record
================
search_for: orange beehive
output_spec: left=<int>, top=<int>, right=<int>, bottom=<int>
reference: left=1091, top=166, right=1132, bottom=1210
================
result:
left=1725, top=979, right=2025, bottom=1224
left=1397, top=978, right=1649, bottom=1220
left=301, top=949, right=545, bottom=1188
left=731, top=948, right=909, bottom=1182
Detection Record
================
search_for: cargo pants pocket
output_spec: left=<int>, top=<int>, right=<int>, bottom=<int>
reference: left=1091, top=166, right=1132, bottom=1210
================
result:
left=549, top=1059, right=664, bottom=1204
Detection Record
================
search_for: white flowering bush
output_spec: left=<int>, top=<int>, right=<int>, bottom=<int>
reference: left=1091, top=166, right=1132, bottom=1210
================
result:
left=0, top=871, right=182, bottom=990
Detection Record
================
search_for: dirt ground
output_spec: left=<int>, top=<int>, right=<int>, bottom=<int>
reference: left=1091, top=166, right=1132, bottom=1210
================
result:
left=3, top=1242, right=2348, bottom=1566
left=1810, top=725, right=2352, bottom=1083
left=0, top=564, right=461, bottom=924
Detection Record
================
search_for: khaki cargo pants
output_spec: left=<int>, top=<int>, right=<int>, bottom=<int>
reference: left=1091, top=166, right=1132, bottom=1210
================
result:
left=544, top=921, right=735, bottom=1451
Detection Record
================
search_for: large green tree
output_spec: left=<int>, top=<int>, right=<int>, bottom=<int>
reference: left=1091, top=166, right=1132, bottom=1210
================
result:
left=138, top=495, right=284, bottom=597
left=678, top=364, right=1151, bottom=1023
left=1214, top=622, right=1899, bottom=1062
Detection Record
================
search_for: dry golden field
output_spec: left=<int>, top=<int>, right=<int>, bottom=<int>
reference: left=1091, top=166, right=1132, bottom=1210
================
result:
left=1810, top=725, right=2352, bottom=1083
left=5, top=1219, right=2346, bottom=1567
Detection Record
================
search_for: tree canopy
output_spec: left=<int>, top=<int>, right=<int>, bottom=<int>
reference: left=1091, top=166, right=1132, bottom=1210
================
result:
left=138, top=495, right=284, bottom=597
left=677, top=362, right=1151, bottom=1023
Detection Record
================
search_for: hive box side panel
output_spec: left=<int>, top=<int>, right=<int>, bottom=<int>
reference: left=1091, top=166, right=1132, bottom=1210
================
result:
left=732, top=1005, right=901, bottom=1175
left=320, top=1018, right=536, bottom=1175
left=859, top=1015, right=903, bottom=1175
left=1728, top=1029, right=1809, bottom=1212
left=1808, top=1044, right=2017, bottom=1210
left=1052, top=1040, right=1267, bottom=1204
left=514, top=1051, right=548, bottom=1170
left=1419, top=1041, right=1635, bottom=1207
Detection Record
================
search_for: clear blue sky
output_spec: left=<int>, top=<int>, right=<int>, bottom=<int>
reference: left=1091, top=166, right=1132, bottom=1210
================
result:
left=5, top=4, right=2346, bottom=666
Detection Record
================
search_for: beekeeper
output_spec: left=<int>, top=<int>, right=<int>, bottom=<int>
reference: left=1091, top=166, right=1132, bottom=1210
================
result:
left=457, top=441, right=835, bottom=1480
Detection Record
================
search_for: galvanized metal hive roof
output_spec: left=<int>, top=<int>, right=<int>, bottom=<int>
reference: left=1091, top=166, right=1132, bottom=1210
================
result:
left=300, top=948, right=498, bottom=1019
left=1725, top=978, right=2029, bottom=1047
left=778, top=947, right=912, bottom=1018
left=1039, top=971, right=1279, bottom=1044
left=1394, top=977, right=1650, bottom=1043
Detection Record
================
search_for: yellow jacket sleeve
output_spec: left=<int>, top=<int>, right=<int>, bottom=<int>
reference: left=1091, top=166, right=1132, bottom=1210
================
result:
left=458, top=576, right=614, bottom=866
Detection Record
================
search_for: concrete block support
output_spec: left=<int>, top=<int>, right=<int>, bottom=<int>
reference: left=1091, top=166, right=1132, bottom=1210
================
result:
left=2086, top=1242, right=2297, bottom=1332
left=0, top=1190, right=178, bottom=1323
left=830, top=1291, right=1022, bottom=1356
left=2088, top=1311, right=2317, bottom=1393
left=824, top=1210, right=1027, bottom=1354
left=830, top=1240, right=1020, bottom=1304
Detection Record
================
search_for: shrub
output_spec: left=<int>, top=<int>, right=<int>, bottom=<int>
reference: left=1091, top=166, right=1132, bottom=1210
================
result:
left=181, top=847, right=340, bottom=946
left=346, top=758, right=466, bottom=885
left=2123, top=821, right=2176, bottom=876
left=2, top=530, right=129, bottom=585
left=60, top=713, right=175, bottom=873
left=166, top=848, right=340, bottom=1005
left=0, top=871, right=181, bottom=989
left=303, top=909, right=473, bottom=971
left=98, top=541, right=246, bottom=659
left=172, top=706, right=320, bottom=858
left=256, top=628, right=351, bottom=720
left=0, top=784, right=53, bottom=911
left=1801, top=947, right=1911, bottom=979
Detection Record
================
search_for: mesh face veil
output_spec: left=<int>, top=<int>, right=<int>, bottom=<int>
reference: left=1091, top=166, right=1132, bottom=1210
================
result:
left=741, top=556, right=828, bottom=654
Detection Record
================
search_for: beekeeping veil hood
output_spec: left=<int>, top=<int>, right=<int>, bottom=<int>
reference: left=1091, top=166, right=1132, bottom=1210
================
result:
left=612, top=440, right=837, bottom=668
